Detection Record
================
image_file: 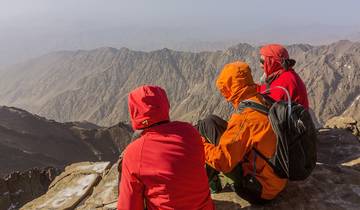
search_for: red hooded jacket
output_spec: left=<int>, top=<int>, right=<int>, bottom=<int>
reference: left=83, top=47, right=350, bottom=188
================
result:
left=259, top=44, right=309, bottom=109
left=118, top=85, right=214, bottom=210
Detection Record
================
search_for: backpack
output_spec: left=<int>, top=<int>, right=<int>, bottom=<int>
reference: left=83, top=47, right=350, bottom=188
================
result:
left=238, top=90, right=317, bottom=181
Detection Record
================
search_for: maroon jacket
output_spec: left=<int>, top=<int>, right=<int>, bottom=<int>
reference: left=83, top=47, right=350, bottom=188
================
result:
left=118, top=85, right=214, bottom=210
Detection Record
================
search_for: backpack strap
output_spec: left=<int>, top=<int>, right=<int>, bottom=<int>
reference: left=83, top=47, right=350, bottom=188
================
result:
left=237, top=100, right=269, bottom=115
left=237, top=100, right=279, bottom=174
left=260, top=94, right=276, bottom=106
left=252, top=147, right=277, bottom=172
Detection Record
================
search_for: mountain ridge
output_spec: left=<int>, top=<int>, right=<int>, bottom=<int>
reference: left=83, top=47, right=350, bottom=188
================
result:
left=0, top=40, right=359, bottom=127
left=0, top=105, right=132, bottom=177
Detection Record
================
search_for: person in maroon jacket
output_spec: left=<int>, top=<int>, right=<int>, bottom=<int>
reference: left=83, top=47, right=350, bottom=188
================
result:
left=117, top=85, right=214, bottom=210
left=258, top=44, right=309, bottom=109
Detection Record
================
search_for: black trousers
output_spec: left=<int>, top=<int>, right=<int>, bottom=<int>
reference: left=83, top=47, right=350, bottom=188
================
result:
left=195, top=115, right=270, bottom=204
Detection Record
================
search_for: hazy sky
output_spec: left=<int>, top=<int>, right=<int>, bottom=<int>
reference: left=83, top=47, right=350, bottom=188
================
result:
left=0, top=0, right=359, bottom=66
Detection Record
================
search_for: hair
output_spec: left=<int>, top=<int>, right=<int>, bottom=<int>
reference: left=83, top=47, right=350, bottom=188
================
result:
left=282, top=58, right=296, bottom=70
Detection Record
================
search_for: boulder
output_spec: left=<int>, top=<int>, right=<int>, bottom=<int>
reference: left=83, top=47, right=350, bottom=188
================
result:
left=76, top=162, right=119, bottom=210
left=20, top=162, right=110, bottom=210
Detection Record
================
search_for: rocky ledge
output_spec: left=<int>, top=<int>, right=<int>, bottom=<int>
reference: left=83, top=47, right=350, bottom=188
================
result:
left=21, top=128, right=360, bottom=210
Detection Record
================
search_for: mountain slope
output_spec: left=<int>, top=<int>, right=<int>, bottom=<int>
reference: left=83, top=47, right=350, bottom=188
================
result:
left=0, top=41, right=359, bottom=126
left=0, top=106, right=132, bottom=177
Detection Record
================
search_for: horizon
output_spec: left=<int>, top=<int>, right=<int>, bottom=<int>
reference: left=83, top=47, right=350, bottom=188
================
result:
left=6, top=39, right=358, bottom=64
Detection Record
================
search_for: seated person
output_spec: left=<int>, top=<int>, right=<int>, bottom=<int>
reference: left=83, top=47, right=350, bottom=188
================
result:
left=197, top=61, right=287, bottom=204
left=258, top=44, right=309, bottom=109
left=118, top=85, right=214, bottom=210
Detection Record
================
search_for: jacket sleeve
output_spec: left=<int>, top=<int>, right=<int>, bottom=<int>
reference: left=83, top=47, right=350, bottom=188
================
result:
left=202, top=114, right=252, bottom=173
left=117, top=147, right=144, bottom=210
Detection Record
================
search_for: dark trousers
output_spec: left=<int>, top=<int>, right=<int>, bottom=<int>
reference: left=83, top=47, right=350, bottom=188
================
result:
left=196, top=115, right=270, bottom=204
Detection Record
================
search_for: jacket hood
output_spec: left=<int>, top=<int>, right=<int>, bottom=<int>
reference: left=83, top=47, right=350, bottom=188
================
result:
left=128, top=85, right=170, bottom=130
left=216, top=61, right=257, bottom=108
left=260, top=44, right=290, bottom=76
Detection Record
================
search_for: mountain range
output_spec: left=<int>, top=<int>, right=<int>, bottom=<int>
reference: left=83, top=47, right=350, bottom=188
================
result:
left=0, top=40, right=359, bottom=127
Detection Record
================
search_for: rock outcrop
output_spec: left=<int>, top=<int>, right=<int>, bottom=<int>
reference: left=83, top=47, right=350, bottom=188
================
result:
left=21, top=162, right=112, bottom=210
left=325, top=116, right=360, bottom=136
left=76, top=163, right=119, bottom=210
left=0, top=167, right=60, bottom=210
left=21, top=128, right=360, bottom=210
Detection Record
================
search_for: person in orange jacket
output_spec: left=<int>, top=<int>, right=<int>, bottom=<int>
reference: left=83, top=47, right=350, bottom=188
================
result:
left=196, top=61, right=287, bottom=203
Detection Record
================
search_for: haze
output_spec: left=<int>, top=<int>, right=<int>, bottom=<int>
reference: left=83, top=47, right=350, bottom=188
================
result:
left=0, top=0, right=359, bottom=66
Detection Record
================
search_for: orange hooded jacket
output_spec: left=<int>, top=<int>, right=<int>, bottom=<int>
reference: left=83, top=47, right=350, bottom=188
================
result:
left=203, top=61, right=287, bottom=200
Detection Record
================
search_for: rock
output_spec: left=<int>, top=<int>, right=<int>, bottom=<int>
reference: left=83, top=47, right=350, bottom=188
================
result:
left=0, top=167, right=60, bottom=210
left=317, top=128, right=360, bottom=164
left=212, top=164, right=360, bottom=210
left=212, top=191, right=250, bottom=209
left=20, top=162, right=111, bottom=210
left=48, top=162, right=111, bottom=189
left=76, top=162, right=119, bottom=210
left=0, top=178, right=12, bottom=210
left=342, top=157, right=360, bottom=172
left=271, top=163, right=360, bottom=210
left=325, top=116, right=360, bottom=136
left=213, top=128, right=360, bottom=209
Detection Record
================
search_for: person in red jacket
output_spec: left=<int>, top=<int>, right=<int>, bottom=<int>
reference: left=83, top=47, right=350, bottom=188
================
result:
left=117, top=85, right=214, bottom=210
left=258, top=44, right=309, bottom=109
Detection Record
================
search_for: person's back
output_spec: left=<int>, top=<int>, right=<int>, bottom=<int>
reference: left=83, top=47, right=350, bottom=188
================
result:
left=258, top=44, right=309, bottom=109
left=118, top=85, right=214, bottom=210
